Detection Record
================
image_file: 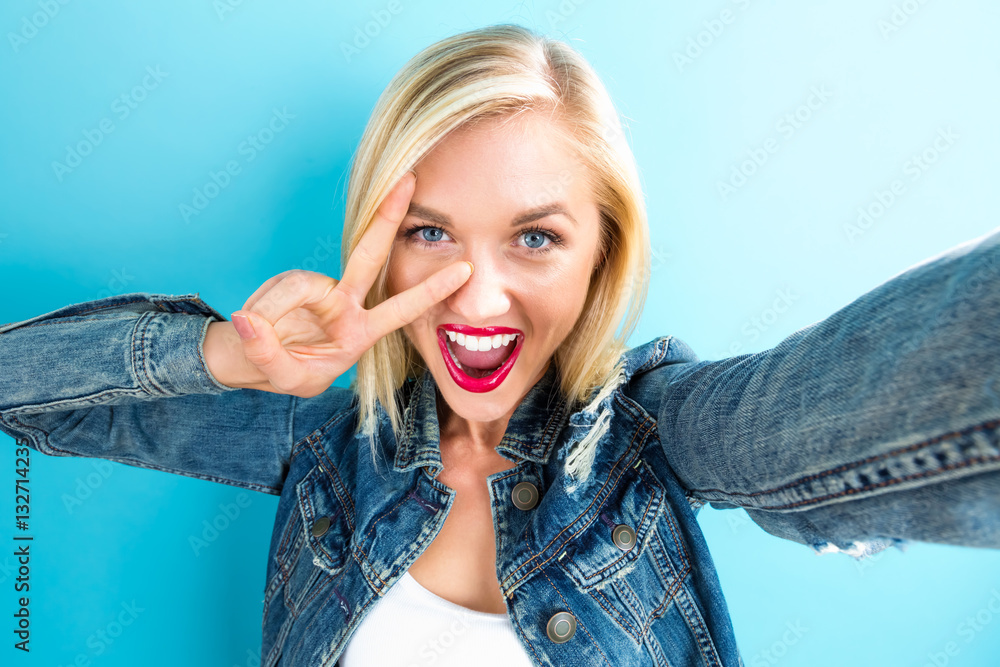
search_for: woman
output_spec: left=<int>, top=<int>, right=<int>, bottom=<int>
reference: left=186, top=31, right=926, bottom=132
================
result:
left=2, top=23, right=999, bottom=666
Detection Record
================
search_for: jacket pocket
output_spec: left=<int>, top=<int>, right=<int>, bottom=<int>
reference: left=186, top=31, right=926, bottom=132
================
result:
left=557, top=459, right=688, bottom=643
left=272, top=463, right=353, bottom=618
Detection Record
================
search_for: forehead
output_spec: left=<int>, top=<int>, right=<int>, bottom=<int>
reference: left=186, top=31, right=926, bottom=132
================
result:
left=413, top=112, right=593, bottom=212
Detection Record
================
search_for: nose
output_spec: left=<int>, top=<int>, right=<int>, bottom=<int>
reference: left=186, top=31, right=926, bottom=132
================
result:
left=445, top=253, right=511, bottom=324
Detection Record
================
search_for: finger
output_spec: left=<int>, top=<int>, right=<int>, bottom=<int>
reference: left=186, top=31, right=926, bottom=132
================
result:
left=231, top=311, right=302, bottom=392
left=339, top=170, right=416, bottom=301
left=243, top=271, right=337, bottom=325
left=241, top=271, right=299, bottom=312
left=365, top=260, right=473, bottom=342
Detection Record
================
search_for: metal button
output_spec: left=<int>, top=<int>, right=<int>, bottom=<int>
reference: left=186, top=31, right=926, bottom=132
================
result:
left=612, top=524, right=636, bottom=551
left=311, top=516, right=331, bottom=537
left=511, top=482, right=539, bottom=511
left=546, top=611, right=577, bottom=643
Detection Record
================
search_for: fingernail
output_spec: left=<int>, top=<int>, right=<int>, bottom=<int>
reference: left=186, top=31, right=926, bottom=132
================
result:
left=232, top=314, right=256, bottom=340
left=464, top=261, right=474, bottom=275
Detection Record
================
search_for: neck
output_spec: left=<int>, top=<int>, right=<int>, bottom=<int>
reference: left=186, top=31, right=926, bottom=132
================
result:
left=435, top=360, right=552, bottom=455
left=435, top=394, right=513, bottom=454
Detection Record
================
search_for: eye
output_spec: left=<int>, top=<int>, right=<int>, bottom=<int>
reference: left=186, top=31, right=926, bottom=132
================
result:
left=418, top=227, right=448, bottom=243
left=404, top=225, right=452, bottom=247
left=520, top=231, right=549, bottom=250
left=515, top=225, right=563, bottom=254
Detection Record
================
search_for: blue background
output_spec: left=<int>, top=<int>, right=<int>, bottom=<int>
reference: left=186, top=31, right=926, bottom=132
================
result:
left=2, top=1, right=1000, bottom=665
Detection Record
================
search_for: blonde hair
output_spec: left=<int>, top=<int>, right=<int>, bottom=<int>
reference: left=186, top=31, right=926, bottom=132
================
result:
left=341, top=23, right=650, bottom=455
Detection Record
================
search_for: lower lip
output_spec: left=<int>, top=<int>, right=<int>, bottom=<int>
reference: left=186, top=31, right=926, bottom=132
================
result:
left=437, top=330, right=522, bottom=393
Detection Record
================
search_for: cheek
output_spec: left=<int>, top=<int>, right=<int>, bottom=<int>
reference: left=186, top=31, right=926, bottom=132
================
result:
left=386, top=250, right=431, bottom=297
left=386, top=252, right=443, bottom=350
left=517, top=260, right=593, bottom=337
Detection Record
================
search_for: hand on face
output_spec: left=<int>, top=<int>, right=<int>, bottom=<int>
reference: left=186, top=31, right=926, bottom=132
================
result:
left=228, top=171, right=473, bottom=398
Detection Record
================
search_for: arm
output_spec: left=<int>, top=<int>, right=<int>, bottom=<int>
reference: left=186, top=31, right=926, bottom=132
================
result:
left=634, top=226, right=1000, bottom=551
left=0, top=292, right=349, bottom=495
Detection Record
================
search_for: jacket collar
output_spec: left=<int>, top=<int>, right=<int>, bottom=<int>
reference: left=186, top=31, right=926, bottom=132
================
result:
left=392, top=363, right=571, bottom=475
left=389, top=336, right=681, bottom=476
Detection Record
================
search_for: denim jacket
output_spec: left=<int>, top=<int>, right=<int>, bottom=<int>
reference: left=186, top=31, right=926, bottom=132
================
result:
left=3, top=227, right=1000, bottom=666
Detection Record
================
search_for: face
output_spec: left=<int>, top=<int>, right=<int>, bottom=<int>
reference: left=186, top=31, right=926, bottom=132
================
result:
left=386, top=111, right=604, bottom=429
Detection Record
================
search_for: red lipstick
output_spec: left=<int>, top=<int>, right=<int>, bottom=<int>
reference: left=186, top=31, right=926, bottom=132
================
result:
left=437, top=324, right=523, bottom=393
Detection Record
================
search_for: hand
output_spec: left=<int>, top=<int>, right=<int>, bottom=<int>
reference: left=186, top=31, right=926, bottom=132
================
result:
left=206, top=171, right=473, bottom=397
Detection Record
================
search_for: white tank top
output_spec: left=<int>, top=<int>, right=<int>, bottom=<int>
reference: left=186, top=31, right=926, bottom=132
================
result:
left=340, top=570, right=536, bottom=666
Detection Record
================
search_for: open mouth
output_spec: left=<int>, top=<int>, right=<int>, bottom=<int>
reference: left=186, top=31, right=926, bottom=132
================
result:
left=436, top=325, right=523, bottom=393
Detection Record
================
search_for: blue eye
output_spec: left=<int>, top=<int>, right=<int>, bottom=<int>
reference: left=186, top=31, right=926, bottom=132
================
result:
left=420, top=227, right=445, bottom=243
left=521, top=231, right=548, bottom=249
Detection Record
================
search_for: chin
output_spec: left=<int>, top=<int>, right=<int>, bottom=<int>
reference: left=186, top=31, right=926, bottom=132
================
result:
left=436, top=373, right=520, bottom=422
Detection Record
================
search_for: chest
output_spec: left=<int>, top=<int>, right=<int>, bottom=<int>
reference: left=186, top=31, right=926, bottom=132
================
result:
left=407, top=447, right=518, bottom=614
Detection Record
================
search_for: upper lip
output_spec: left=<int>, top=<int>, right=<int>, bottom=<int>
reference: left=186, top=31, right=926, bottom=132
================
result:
left=439, top=324, right=523, bottom=336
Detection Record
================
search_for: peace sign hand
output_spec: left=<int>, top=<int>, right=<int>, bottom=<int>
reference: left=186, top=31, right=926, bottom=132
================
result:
left=203, top=171, right=473, bottom=398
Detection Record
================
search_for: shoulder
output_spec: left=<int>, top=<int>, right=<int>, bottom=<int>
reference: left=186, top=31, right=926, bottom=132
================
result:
left=292, top=384, right=359, bottom=447
left=621, top=335, right=700, bottom=376
left=618, top=335, right=703, bottom=420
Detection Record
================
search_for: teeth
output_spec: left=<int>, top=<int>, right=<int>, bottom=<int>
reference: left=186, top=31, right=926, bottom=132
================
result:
left=444, top=331, right=518, bottom=351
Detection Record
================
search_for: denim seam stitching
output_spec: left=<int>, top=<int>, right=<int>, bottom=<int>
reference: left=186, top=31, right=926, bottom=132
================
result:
left=675, top=580, right=723, bottom=667
left=538, top=563, right=612, bottom=666
left=642, top=530, right=689, bottom=635
left=571, top=478, right=660, bottom=584
left=293, top=567, right=355, bottom=665
left=503, top=414, right=655, bottom=591
left=690, top=418, right=1000, bottom=509
left=296, top=473, right=351, bottom=579
left=132, top=312, right=158, bottom=395
left=310, top=445, right=357, bottom=526
left=589, top=585, right=641, bottom=644
left=506, top=594, right=545, bottom=666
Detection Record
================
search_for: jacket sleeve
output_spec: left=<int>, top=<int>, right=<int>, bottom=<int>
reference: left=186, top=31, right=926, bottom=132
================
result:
left=636, top=226, right=1000, bottom=552
left=0, top=292, right=350, bottom=496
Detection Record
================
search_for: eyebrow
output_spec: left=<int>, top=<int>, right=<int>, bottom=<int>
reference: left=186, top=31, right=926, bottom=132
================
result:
left=406, top=202, right=578, bottom=228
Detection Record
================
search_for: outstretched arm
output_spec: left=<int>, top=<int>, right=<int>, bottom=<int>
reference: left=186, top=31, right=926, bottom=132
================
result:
left=0, top=292, right=342, bottom=495
left=636, top=226, right=1000, bottom=552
